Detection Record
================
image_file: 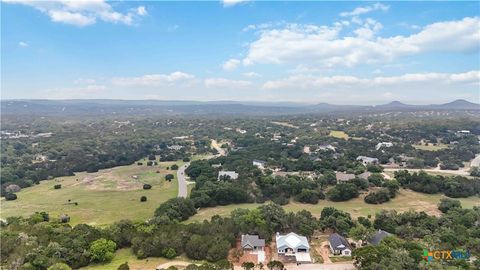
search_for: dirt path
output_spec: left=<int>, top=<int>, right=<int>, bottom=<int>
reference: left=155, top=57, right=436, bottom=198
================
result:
left=156, top=261, right=195, bottom=269
left=317, top=241, right=332, bottom=263
left=211, top=139, right=226, bottom=156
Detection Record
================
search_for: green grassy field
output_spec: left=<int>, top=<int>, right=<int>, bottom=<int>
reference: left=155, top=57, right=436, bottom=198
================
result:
left=412, top=143, right=449, bottom=151
left=1, top=160, right=182, bottom=225
left=188, top=189, right=480, bottom=222
left=80, top=248, right=169, bottom=270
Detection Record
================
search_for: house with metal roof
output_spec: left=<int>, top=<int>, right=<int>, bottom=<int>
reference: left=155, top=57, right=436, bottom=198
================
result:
left=252, top=159, right=267, bottom=169
left=276, top=232, right=311, bottom=262
left=336, top=172, right=355, bottom=184
left=241, top=234, right=265, bottom=251
left=328, top=233, right=352, bottom=256
left=357, top=156, right=379, bottom=166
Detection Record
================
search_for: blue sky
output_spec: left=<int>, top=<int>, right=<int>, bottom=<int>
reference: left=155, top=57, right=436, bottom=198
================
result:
left=1, top=1, right=479, bottom=104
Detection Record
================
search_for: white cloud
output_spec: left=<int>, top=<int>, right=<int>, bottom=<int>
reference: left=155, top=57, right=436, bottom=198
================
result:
left=222, top=59, right=241, bottom=71
left=242, top=17, right=480, bottom=68
left=136, top=6, right=147, bottom=16
left=243, top=72, right=261, bottom=78
left=3, top=0, right=147, bottom=27
left=112, top=72, right=195, bottom=86
left=18, top=41, right=28, bottom=47
left=204, top=78, right=251, bottom=88
left=222, top=0, right=248, bottom=7
left=340, top=3, right=389, bottom=17
left=262, top=70, right=480, bottom=90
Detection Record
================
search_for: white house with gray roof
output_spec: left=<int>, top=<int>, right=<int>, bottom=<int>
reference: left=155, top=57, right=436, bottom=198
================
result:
left=276, top=232, right=311, bottom=262
left=356, top=156, right=379, bottom=166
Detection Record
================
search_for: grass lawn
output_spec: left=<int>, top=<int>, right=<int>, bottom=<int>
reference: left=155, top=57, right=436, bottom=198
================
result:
left=330, top=256, right=352, bottom=263
left=80, top=248, right=169, bottom=270
left=412, top=143, right=449, bottom=151
left=188, top=190, right=480, bottom=222
left=329, top=130, right=349, bottom=139
left=1, top=160, right=182, bottom=226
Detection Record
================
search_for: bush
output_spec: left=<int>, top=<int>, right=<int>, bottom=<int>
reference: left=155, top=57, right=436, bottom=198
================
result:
left=438, top=198, right=461, bottom=213
left=140, top=196, right=147, bottom=202
left=143, top=184, right=152, bottom=190
left=183, top=157, right=191, bottom=162
left=165, top=174, right=174, bottom=181
left=327, top=183, right=359, bottom=202
left=89, top=238, right=117, bottom=262
left=117, top=262, right=129, bottom=270
left=364, top=188, right=391, bottom=204
left=5, top=184, right=21, bottom=193
left=137, top=162, right=143, bottom=166
left=5, top=193, right=17, bottom=201
left=47, top=263, right=72, bottom=270
left=162, top=247, right=177, bottom=259
left=54, top=184, right=62, bottom=189
left=295, top=189, right=323, bottom=204
left=171, top=164, right=179, bottom=170
left=59, top=214, right=70, bottom=223
left=146, top=161, right=153, bottom=166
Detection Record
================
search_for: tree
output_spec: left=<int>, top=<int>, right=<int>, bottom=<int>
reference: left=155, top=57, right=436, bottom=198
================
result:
left=154, top=198, right=196, bottom=221
left=327, top=183, right=359, bottom=202
left=89, top=238, right=117, bottom=262
left=162, top=248, right=177, bottom=259
left=117, top=262, right=129, bottom=270
left=171, top=164, right=179, bottom=170
left=47, top=263, right=72, bottom=270
left=140, top=196, right=147, bottom=202
left=438, top=198, right=461, bottom=213
left=349, top=224, right=375, bottom=242
left=143, top=184, right=152, bottom=190
left=241, top=262, right=255, bottom=270
left=54, top=184, right=62, bottom=189
left=364, top=188, right=391, bottom=204
left=266, top=261, right=284, bottom=270
left=165, top=174, right=174, bottom=181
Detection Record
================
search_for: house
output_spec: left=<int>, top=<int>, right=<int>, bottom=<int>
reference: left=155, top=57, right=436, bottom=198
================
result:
left=276, top=232, right=311, bottom=262
left=375, top=142, right=393, bottom=150
left=357, top=171, right=371, bottom=180
left=357, top=156, right=379, bottom=165
left=369, top=229, right=392, bottom=246
left=328, top=233, right=352, bottom=256
left=318, top=144, right=336, bottom=152
left=336, top=172, right=355, bottom=184
left=241, top=234, right=265, bottom=251
left=253, top=159, right=267, bottom=169
left=211, top=163, right=222, bottom=168
left=217, top=171, right=238, bottom=180
left=167, top=145, right=183, bottom=151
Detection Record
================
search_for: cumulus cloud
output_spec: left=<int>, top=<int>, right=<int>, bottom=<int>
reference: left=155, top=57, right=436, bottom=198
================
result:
left=112, top=72, right=195, bottom=86
left=340, top=3, right=389, bottom=17
left=18, top=41, right=28, bottom=47
left=243, top=72, right=261, bottom=78
left=222, top=59, right=241, bottom=71
left=204, top=78, right=251, bottom=88
left=242, top=17, right=480, bottom=68
left=3, top=0, right=147, bottom=26
left=262, top=70, right=480, bottom=90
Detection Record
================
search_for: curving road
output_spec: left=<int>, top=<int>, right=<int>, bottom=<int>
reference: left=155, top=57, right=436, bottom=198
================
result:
left=177, top=163, right=190, bottom=198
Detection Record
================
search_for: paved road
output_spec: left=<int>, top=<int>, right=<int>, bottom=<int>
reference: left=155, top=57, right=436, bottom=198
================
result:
left=177, top=163, right=190, bottom=198
left=383, top=167, right=469, bottom=176
left=287, top=263, right=356, bottom=270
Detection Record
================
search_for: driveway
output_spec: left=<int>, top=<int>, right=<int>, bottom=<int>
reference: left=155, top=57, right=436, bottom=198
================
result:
left=288, top=263, right=356, bottom=270
left=177, top=163, right=190, bottom=198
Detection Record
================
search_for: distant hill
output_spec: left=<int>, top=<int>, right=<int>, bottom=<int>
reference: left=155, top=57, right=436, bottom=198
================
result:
left=1, top=99, right=478, bottom=117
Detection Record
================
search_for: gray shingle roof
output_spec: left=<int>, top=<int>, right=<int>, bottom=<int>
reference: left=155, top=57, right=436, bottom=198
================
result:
left=329, top=233, right=350, bottom=251
left=241, top=234, right=265, bottom=248
left=369, top=230, right=392, bottom=246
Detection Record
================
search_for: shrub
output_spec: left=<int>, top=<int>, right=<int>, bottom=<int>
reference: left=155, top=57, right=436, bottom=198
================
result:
left=146, top=161, right=153, bottom=166
left=183, top=157, right=191, bottom=162
left=364, top=188, right=391, bottom=204
left=47, top=263, right=72, bottom=270
left=171, top=164, right=179, bottom=170
left=5, top=184, right=21, bottom=193
left=143, top=184, right=152, bottom=190
left=327, top=183, right=359, bottom=202
left=162, top=248, right=177, bottom=259
left=154, top=198, right=196, bottom=221
left=59, top=214, right=70, bottom=223
left=5, top=193, right=17, bottom=201
left=89, top=238, right=116, bottom=262
left=117, top=262, right=129, bottom=270
left=54, top=184, right=62, bottom=189
left=438, top=198, right=461, bottom=213
left=165, top=174, right=174, bottom=181
left=137, top=162, right=143, bottom=166
left=140, top=196, right=147, bottom=202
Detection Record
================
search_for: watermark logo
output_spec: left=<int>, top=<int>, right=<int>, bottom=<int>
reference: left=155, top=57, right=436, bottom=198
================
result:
left=422, top=249, right=470, bottom=262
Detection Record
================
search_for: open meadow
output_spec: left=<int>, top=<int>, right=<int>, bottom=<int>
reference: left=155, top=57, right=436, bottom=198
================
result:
left=187, top=189, right=480, bottom=223
left=1, top=160, right=183, bottom=225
